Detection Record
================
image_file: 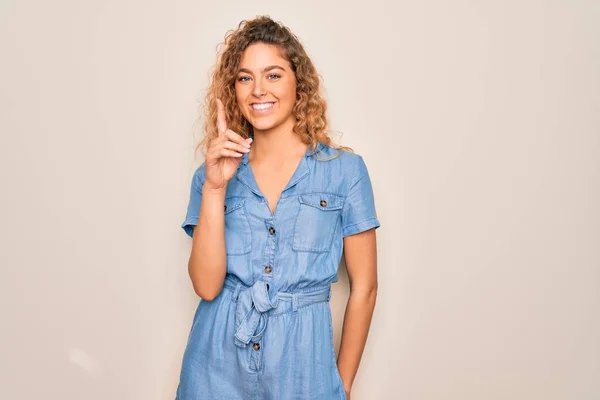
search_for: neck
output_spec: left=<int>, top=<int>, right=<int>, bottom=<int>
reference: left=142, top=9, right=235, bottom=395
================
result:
left=249, top=116, right=308, bottom=164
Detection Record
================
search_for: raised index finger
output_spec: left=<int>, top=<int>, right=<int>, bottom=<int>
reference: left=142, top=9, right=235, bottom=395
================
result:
left=216, top=98, right=227, bottom=135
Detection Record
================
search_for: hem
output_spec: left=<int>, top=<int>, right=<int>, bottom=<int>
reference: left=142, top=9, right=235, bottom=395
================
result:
left=181, top=217, right=198, bottom=238
left=341, top=217, right=381, bottom=238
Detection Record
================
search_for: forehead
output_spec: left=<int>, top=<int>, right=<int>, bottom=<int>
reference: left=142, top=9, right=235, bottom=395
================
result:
left=238, top=42, right=290, bottom=70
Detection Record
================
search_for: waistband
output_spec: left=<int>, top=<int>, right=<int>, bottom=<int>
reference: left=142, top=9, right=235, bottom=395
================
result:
left=222, top=274, right=331, bottom=348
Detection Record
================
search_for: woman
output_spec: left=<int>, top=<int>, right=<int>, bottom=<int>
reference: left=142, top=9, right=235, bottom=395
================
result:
left=176, top=16, right=381, bottom=400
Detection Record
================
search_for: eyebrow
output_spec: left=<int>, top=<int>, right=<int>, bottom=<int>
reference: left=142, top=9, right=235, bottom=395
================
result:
left=237, top=65, right=286, bottom=74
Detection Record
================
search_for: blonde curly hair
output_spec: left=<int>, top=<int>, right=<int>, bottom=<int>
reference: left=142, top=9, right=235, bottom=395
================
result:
left=193, top=15, right=352, bottom=161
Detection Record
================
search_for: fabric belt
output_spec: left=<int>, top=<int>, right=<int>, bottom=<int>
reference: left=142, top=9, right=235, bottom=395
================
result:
left=223, top=274, right=332, bottom=348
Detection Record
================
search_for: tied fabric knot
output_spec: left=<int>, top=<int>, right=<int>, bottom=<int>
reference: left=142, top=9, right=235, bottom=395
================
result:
left=234, top=280, right=279, bottom=348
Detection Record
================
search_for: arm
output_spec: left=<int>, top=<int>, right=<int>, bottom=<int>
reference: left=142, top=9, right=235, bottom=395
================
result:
left=336, top=154, right=381, bottom=397
left=183, top=98, right=252, bottom=300
left=187, top=185, right=228, bottom=300
left=337, top=228, right=379, bottom=396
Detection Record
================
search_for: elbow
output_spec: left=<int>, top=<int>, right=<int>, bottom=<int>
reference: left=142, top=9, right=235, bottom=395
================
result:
left=366, top=285, right=378, bottom=303
left=350, top=282, right=378, bottom=302
left=187, top=251, right=226, bottom=301
left=192, top=284, right=222, bottom=301
left=195, top=290, right=217, bottom=302
left=188, top=261, right=225, bottom=301
left=371, top=282, right=378, bottom=296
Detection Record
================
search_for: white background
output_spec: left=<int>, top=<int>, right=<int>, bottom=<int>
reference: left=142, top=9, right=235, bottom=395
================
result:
left=1, top=0, right=599, bottom=399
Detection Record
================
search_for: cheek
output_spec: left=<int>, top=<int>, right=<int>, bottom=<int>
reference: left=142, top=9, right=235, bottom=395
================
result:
left=234, top=89, right=248, bottom=112
left=277, top=83, right=296, bottom=105
left=234, top=86, right=243, bottom=103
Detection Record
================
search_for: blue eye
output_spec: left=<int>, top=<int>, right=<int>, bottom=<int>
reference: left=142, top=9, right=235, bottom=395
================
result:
left=237, top=74, right=280, bottom=82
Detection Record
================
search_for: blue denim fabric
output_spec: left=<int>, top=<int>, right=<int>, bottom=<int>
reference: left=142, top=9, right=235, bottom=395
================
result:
left=176, top=142, right=381, bottom=400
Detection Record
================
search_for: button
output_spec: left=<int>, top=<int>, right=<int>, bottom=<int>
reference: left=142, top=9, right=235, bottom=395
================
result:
left=264, top=266, right=272, bottom=273
left=320, top=199, right=327, bottom=207
left=269, top=226, right=275, bottom=235
left=224, top=204, right=227, bottom=212
left=253, top=342, right=261, bottom=351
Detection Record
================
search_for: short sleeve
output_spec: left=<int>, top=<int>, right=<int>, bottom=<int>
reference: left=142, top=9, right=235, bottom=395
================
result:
left=341, top=156, right=381, bottom=237
left=181, top=163, right=206, bottom=238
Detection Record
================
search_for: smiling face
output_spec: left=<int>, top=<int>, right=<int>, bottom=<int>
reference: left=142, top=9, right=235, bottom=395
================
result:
left=235, top=42, right=297, bottom=134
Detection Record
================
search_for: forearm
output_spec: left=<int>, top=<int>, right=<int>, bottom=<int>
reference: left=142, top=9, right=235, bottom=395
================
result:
left=336, top=288, right=377, bottom=392
left=188, top=186, right=228, bottom=300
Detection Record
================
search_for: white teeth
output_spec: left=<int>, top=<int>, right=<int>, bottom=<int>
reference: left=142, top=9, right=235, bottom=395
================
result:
left=252, top=102, right=274, bottom=110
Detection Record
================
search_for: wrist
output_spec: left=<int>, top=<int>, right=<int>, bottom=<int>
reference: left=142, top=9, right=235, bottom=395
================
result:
left=202, top=184, right=227, bottom=197
left=340, top=373, right=352, bottom=393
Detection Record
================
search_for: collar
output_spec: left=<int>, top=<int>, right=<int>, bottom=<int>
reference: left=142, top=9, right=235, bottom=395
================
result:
left=239, top=141, right=326, bottom=166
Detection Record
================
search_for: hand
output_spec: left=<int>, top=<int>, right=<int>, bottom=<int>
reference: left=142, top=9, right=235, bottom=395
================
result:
left=204, top=98, right=252, bottom=191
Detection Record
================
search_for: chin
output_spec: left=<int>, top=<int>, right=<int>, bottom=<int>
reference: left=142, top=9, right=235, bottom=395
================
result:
left=250, top=118, right=281, bottom=132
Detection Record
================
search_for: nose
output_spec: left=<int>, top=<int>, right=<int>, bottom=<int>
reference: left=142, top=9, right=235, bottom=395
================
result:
left=252, top=79, right=266, bottom=97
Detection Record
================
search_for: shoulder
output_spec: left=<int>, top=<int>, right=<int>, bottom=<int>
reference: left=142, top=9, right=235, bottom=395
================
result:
left=317, top=143, right=369, bottom=181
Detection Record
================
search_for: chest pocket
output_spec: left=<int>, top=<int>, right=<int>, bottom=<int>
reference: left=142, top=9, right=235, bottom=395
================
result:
left=224, top=197, right=252, bottom=255
left=292, top=192, right=344, bottom=253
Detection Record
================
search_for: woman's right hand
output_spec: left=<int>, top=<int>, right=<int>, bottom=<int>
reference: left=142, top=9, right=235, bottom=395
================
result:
left=203, top=98, right=252, bottom=191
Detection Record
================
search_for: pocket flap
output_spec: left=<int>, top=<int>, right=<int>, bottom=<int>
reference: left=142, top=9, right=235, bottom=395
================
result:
left=224, top=197, right=246, bottom=214
left=298, top=193, right=344, bottom=210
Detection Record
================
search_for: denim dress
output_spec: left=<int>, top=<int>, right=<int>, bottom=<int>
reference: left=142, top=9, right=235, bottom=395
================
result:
left=175, top=142, right=381, bottom=400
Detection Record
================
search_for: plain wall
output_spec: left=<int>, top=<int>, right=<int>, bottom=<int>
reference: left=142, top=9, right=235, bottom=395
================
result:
left=1, top=0, right=598, bottom=399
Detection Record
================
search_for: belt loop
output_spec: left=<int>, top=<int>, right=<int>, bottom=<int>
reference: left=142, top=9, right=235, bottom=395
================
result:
left=292, top=294, right=298, bottom=312
left=232, top=283, right=241, bottom=302
left=327, top=286, right=331, bottom=301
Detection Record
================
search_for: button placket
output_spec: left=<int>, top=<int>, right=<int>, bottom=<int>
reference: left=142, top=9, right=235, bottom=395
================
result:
left=262, top=218, right=276, bottom=280
left=253, top=217, right=275, bottom=370
left=249, top=340, right=263, bottom=371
